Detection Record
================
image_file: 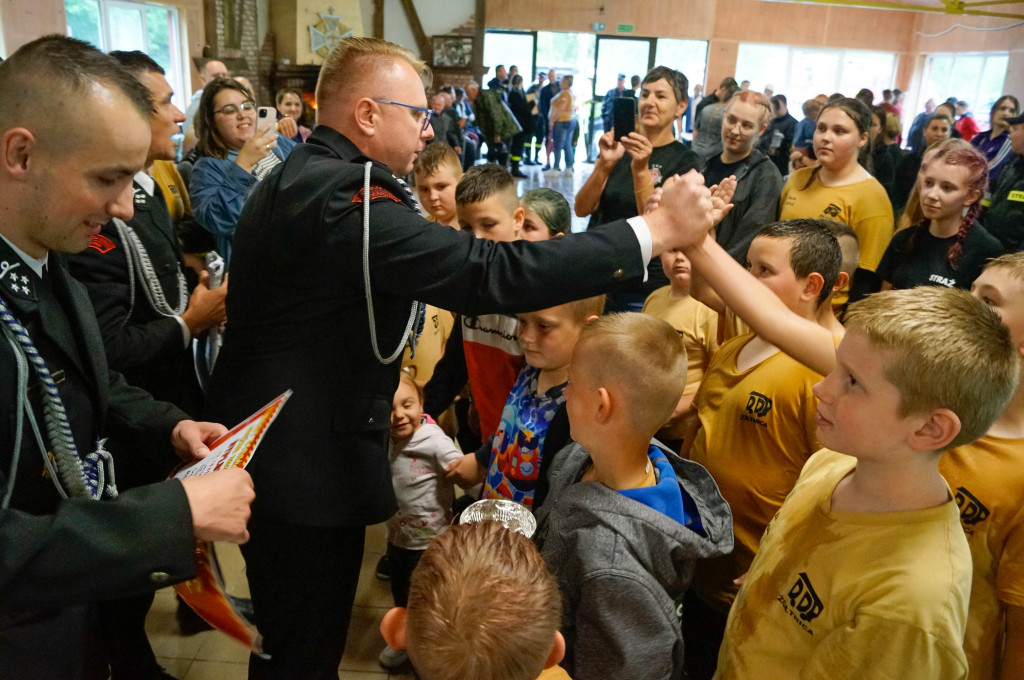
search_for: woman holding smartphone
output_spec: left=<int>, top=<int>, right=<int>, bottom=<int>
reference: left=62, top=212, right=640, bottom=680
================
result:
left=574, top=65, right=699, bottom=312
left=190, top=78, right=296, bottom=266
left=779, top=97, right=893, bottom=307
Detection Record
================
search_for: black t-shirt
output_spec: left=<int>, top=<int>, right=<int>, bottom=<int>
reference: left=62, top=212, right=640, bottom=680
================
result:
left=702, top=154, right=748, bottom=190
left=876, top=222, right=1005, bottom=291
left=589, top=141, right=700, bottom=293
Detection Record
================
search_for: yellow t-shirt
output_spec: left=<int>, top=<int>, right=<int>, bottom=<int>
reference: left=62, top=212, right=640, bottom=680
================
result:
left=642, top=287, right=718, bottom=385
left=401, top=306, right=455, bottom=385
left=780, top=166, right=894, bottom=306
left=718, top=307, right=751, bottom=345
left=939, top=434, right=1024, bottom=680
left=717, top=449, right=971, bottom=680
left=537, top=665, right=572, bottom=680
left=151, top=160, right=192, bottom=223
left=689, top=333, right=821, bottom=612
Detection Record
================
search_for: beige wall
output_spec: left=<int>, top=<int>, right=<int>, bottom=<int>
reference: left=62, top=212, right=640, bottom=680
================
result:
left=486, top=0, right=1024, bottom=94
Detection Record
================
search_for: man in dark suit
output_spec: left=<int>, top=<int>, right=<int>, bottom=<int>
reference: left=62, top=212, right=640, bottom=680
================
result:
left=67, top=50, right=230, bottom=679
left=206, top=36, right=715, bottom=679
left=0, top=35, right=254, bottom=680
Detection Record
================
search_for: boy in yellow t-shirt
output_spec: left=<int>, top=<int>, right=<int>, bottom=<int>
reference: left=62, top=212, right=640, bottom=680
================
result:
left=714, top=287, right=1018, bottom=680
left=679, top=219, right=843, bottom=679
left=939, top=253, right=1024, bottom=680
left=380, top=521, right=571, bottom=680
left=402, top=143, right=461, bottom=384
left=642, top=248, right=718, bottom=451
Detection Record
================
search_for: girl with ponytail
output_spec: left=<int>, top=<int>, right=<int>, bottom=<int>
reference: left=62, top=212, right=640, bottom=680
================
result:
left=779, top=97, right=894, bottom=309
left=876, top=139, right=1003, bottom=291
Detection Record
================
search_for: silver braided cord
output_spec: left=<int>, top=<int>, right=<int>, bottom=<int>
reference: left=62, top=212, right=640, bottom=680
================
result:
left=113, top=218, right=187, bottom=325
left=0, top=274, right=116, bottom=501
left=361, top=162, right=421, bottom=365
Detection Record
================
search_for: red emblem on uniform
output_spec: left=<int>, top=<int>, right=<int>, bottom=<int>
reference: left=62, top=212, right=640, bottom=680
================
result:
left=88, top=234, right=116, bottom=254
left=350, top=186, right=402, bottom=205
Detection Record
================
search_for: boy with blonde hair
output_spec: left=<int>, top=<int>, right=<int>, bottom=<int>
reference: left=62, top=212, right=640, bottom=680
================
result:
left=403, top=143, right=460, bottom=385
left=380, top=521, right=570, bottom=680
left=446, top=295, right=605, bottom=509
left=939, top=253, right=1024, bottom=680
left=680, top=219, right=843, bottom=679
left=413, top=142, right=462, bottom=229
left=715, top=287, right=1019, bottom=679
left=535, top=313, right=734, bottom=680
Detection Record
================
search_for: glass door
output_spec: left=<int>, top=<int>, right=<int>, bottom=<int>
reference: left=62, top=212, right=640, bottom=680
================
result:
left=590, top=36, right=653, bottom=159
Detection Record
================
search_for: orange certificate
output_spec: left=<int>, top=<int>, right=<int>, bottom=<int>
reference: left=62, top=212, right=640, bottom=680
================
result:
left=173, top=390, right=291, bottom=653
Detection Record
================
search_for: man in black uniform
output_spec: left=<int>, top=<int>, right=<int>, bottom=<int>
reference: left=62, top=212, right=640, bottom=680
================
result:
left=0, top=36, right=254, bottom=680
left=67, top=50, right=229, bottom=679
left=205, top=36, right=715, bottom=679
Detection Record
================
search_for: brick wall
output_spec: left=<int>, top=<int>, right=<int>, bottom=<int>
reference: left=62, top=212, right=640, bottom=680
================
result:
left=209, top=0, right=272, bottom=105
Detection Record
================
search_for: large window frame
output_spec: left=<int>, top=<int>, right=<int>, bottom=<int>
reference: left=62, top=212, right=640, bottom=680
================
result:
left=918, top=52, right=1009, bottom=130
left=65, top=0, right=187, bottom=109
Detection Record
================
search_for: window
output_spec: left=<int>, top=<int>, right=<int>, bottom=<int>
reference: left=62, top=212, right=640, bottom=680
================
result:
left=736, top=43, right=896, bottom=110
left=483, top=30, right=536, bottom=84
left=654, top=39, right=708, bottom=96
left=65, top=0, right=186, bottom=109
left=920, top=52, right=1008, bottom=130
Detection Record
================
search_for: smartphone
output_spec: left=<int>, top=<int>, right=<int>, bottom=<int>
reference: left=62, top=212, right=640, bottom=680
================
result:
left=612, top=97, right=637, bottom=141
left=256, top=106, right=276, bottom=132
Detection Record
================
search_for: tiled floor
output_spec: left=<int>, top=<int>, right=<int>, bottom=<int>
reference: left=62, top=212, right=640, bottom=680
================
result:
left=145, top=157, right=594, bottom=679
left=147, top=523, right=415, bottom=679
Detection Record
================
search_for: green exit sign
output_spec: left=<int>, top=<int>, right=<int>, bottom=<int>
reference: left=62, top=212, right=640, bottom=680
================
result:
left=617, top=24, right=634, bottom=33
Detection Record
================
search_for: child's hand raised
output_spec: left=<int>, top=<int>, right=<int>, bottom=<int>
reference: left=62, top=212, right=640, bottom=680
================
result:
left=445, top=453, right=486, bottom=488
left=647, top=170, right=715, bottom=253
left=709, top=176, right=737, bottom=228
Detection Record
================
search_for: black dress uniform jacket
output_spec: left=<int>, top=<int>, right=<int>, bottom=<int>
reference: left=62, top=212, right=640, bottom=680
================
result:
left=0, top=239, right=196, bottom=679
left=206, top=126, right=647, bottom=527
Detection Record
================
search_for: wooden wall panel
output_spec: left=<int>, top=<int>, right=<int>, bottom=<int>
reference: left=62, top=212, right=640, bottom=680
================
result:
left=1, top=0, right=66, bottom=54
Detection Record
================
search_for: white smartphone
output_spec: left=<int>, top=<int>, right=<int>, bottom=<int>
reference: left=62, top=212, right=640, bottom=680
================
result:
left=256, top=106, right=276, bottom=132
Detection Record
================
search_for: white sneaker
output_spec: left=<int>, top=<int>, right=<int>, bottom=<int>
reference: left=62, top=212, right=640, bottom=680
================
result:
left=543, top=168, right=560, bottom=177
left=562, top=167, right=574, bottom=176
left=379, top=644, right=409, bottom=669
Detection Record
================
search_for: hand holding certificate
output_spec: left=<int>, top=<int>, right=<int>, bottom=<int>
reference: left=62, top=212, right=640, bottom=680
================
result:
left=174, top=391, right=292, bottom=654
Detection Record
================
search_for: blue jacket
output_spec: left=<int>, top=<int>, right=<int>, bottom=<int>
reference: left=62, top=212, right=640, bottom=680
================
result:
left=190, top=134, right=295, bottom=265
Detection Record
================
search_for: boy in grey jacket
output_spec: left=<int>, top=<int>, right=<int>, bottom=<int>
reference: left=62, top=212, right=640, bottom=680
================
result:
left=533, top=313, right=733, bottom=680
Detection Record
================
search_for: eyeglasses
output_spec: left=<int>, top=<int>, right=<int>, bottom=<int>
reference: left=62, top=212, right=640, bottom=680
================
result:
left=213, top=100, right=256, bottom=116
left=372, top=99, right=434, bottom=131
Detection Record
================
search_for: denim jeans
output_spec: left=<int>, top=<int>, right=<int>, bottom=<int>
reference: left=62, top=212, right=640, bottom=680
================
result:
left=551, top=118, right=577, bottom=170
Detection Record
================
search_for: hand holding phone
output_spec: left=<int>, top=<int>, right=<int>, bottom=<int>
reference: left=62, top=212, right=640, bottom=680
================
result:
left=612, top=97, right=637, bottom=141
left=256, top=106, right=276, bottom=133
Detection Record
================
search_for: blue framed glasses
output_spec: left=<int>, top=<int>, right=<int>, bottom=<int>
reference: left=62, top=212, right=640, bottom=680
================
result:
left=372, top=99, right=433, bottom=131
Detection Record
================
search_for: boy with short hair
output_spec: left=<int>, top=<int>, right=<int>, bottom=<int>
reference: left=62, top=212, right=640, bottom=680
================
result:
left=423, top=165, right=526, bottom=445
left=642, top=249, right=719, bottom=450
left=380, top=521, right=570, bottom=680
left=940, top=253, right=1024, bottom=680
left=534, top=313, right=734, bottom=680
left=715, top=287, right=1019, bottom=679
left=681, top=220, right=843, bottom=679
left=413, top=142, right=462, bottom=229
left=446, top=295, right=605, bottom=509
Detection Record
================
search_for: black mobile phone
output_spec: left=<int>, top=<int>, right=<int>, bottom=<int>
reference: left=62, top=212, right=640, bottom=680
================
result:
left=612, top=97, right=637, bottom=141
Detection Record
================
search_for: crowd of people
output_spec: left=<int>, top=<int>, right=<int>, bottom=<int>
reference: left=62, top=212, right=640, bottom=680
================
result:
left=1, top=30, right=1023, bottom=680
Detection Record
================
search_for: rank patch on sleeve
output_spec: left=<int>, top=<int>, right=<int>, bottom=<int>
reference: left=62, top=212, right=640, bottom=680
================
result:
left=351, top=185, right=402, bottom=205
left=88, top=234, right=117, bottom=254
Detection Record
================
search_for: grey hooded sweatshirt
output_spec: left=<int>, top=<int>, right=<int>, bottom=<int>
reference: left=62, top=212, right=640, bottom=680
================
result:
left=534, top=442, right=734, bottom=680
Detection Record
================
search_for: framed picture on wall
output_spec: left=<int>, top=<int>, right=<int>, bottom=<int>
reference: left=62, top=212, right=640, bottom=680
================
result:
left=433, top=36, right=474, bottom=68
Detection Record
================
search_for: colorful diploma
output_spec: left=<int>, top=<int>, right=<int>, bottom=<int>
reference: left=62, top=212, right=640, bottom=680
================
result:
left=173, top=390, right=291, bottom=654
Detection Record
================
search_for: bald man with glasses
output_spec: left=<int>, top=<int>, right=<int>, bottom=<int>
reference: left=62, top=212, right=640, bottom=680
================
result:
left=205, top=36, right=718, bottom=679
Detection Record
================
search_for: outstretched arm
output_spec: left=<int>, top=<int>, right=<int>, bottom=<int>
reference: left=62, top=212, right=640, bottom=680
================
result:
left=574, top=131, right=625, bottom=218
left=683, top=233, right=838, bottom=376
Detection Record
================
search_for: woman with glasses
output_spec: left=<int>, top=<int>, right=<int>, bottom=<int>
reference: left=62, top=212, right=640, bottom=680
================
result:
left=190, top=77, right=296, bottom=266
